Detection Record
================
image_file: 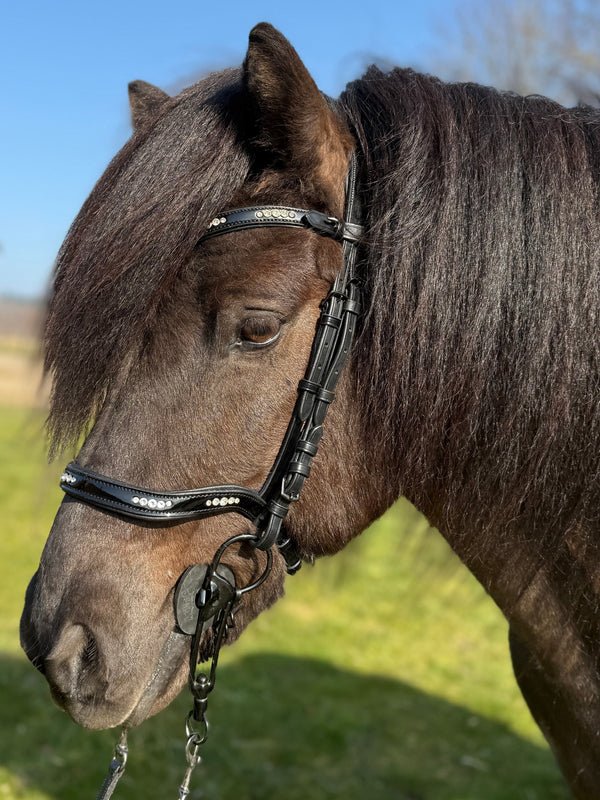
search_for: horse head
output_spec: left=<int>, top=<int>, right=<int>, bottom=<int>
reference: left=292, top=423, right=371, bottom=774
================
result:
left=20, top=24, right=386, bottom=730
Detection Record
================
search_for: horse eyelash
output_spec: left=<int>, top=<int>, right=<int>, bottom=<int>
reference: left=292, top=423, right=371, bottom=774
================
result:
left=237, top=317, right=283, bottom=350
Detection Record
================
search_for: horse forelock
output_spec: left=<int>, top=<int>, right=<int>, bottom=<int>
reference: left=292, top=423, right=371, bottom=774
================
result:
left=44, top=67, right=251, bottom=454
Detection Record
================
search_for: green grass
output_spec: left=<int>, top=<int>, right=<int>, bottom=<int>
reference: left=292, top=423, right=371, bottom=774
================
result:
left=0, top=406, right=569, bottom=799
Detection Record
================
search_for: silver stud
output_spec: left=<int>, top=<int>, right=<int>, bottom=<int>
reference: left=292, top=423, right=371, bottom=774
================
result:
left=235, top=498, right=240, bottom=504
left=139, top=497, right=148, bottom=507
left=157, top=500, right=165, bottom=509
left=205, top=500, right=212, bottom=507
left=165, top=500, right=173, bottom=508
left=227, top=497, right=235, bottom=505
left=219, top=498, right=227, bottom=506
left=220, top=217, right=226, bottom=224
left=255, top=211, right=263, bottom=218
left=212, top=498, right=220, bottom=507
left=264, top=209, right=272, bottom=217
left=132, top=496, right=140, bottom=504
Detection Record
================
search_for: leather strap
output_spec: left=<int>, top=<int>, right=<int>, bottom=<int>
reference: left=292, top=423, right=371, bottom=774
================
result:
left=253, top=151, right=362, bottom=561
left=61, top=463, right=266, bottom=523
left=203, top=206, right=362, bottom=244
left=59, top=151, right=363, bottom=577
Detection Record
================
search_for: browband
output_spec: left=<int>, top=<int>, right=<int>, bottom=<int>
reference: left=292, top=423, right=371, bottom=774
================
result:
left=60, top=151, right=363, bottom=575
left=202, top=206, right=362, bottom=244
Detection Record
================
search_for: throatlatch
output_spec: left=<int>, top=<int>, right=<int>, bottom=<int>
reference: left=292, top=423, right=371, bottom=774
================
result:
left=68, top=151, right=362, bottom=800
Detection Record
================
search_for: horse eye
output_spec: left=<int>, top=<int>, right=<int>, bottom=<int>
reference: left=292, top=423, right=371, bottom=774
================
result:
left=239, top=316, right=282, bottom=348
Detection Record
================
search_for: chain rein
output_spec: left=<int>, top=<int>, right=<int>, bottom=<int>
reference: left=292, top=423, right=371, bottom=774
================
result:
left=177, top=531, right=271, bottom=798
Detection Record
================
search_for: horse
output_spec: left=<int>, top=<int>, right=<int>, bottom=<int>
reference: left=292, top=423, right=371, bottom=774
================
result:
left=20, top=21, right=600, bottom=799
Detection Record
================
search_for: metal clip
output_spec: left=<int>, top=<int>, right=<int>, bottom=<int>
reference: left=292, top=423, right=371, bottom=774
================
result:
left=178, top=731, right=203, bottom=799
left=94, top=728, right=128, bottom=800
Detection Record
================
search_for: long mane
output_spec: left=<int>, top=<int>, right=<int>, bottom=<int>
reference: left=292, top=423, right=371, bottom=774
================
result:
left=341, top=67, right=600, bottom=543
left=44, top=68, right=250, bottom=452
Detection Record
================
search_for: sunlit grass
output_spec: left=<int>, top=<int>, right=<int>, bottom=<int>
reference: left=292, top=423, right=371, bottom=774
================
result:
left=0, top=404, right=569, bottom=799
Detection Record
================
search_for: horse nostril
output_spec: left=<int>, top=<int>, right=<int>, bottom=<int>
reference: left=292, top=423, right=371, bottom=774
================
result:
left=81, top=629, right=98, bottom=666
left=45, top=623, right=99, bottom=701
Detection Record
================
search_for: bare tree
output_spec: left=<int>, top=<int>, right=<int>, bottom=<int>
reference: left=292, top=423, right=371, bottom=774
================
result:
left=431, top=0, right=600, bottom=105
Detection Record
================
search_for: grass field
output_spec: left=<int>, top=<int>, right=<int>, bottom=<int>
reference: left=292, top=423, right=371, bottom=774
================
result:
left=0, top=362, right=570, bottom=799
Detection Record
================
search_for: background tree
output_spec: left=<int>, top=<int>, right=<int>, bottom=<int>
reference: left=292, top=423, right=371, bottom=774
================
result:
left=430, top=0, right=600, bottom=105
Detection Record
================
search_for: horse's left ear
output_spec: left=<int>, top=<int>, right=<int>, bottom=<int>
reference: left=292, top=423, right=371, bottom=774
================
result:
left=128, top=80, right=170, bottom=129
left=243, top=23, right=354, bottom=208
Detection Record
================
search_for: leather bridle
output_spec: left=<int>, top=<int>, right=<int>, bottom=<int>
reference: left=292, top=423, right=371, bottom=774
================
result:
left=63, top=151, right=363, bottom=800
left=59, top=152, right=363, bottom=577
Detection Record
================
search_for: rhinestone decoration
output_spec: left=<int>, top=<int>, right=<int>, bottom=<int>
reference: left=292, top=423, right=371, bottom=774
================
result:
left=205, top=496, right=240, bottom=508
left=208, top=216, right=227, bottom=228
left=132, top=496, right=172, bottom=509
left=60, top=472, right=77, bottom=485
left=255, top=209, right=296, bottom=220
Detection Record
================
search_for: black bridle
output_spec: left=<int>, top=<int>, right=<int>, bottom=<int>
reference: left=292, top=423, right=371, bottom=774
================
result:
left=67, top=155, right=362, bottom=800
left=59, top=152, right=363, bottom=577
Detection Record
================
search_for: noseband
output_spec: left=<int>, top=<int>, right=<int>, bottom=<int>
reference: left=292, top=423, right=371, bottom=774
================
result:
left=59, top=152, right=363, bottom=576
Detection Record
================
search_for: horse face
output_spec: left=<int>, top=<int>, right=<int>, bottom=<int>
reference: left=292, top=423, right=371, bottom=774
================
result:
left=20, top=24, right=365, bottom=730
left=21, top=224, right=338, bottom=729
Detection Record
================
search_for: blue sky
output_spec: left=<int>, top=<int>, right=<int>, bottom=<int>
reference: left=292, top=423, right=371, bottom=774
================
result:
left=1, top=0, right=458, bottom=299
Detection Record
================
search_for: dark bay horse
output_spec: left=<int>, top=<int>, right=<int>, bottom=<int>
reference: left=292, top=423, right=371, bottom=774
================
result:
left=20, top=22, right=600, bottom=798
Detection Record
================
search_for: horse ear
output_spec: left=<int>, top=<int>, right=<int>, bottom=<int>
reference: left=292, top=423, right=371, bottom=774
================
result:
left=243, top=23, right=353, bottom=206
left=128, top=80, right=170, bottom=129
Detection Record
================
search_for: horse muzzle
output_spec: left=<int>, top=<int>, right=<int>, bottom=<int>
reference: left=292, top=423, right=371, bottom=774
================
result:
left=20, top=566, right=192, bottom=729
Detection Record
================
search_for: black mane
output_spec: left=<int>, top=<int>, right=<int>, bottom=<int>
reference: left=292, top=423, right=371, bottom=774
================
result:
left=341, top=67, right=600, bottom=548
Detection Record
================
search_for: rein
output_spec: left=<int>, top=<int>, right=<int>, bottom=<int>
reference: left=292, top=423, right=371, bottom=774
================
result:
left=65, top=152, right=362, bottom=799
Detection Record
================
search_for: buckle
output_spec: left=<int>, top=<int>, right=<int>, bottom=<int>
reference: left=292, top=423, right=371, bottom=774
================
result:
left=280, top=476, right=300, bottom=504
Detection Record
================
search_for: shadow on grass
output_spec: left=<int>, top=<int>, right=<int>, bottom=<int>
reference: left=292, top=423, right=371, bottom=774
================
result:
left=1, top=651, right=568, bottom=800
